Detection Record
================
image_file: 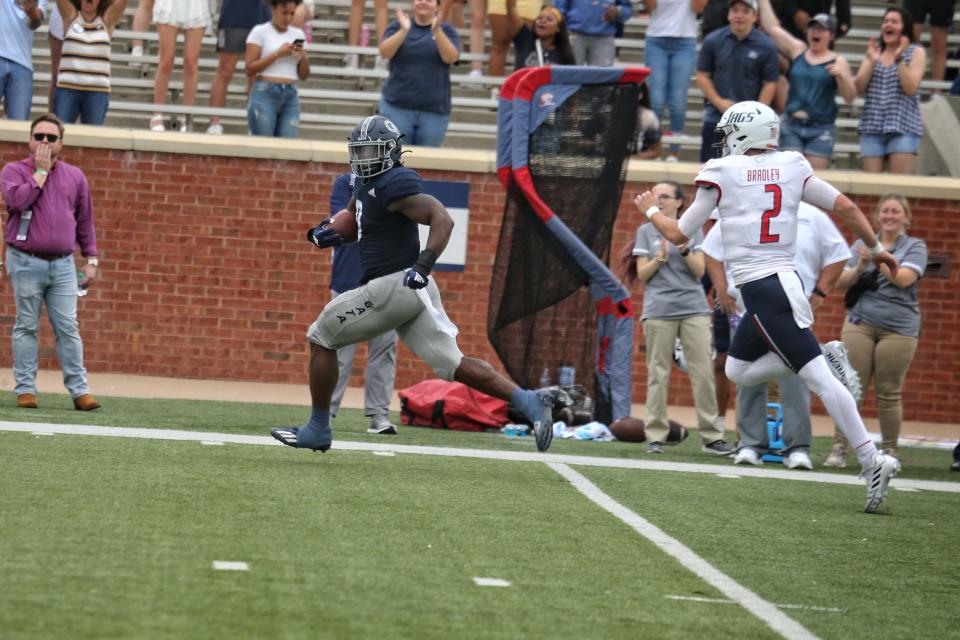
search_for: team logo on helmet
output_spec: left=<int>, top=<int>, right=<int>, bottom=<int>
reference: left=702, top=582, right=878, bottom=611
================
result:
left=348, top=115, right=405, bottom=180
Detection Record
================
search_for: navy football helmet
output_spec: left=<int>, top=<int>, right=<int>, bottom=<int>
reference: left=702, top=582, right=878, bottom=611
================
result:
left=348, top=115, right=404, bottom=180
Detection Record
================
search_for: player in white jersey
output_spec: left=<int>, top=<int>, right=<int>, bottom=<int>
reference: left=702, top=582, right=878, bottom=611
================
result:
left=634, top=101, right=902, bottom=513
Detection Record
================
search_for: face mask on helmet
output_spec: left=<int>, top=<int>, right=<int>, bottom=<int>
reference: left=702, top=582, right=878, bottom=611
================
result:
left=348, top=116, right=403, bottom=180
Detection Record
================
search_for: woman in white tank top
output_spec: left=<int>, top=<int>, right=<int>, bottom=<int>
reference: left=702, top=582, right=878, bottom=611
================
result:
left=53, top=0, right=131, bottom=125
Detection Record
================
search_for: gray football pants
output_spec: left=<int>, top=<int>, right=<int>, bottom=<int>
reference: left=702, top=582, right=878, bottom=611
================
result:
left=328, top=289, right=398, bottom=418
left=735, top=374, right=811, bottom=453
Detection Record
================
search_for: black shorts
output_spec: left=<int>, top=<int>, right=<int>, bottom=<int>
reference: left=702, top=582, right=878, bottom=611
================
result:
left=905, top=0, right=956, bottom=27
left=729, top=274, right=821, bottom=373
left=217, top=26, right=253, bottom=54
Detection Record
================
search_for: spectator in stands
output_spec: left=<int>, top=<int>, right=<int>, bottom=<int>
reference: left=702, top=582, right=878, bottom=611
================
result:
left=757, top=0, right=856, bottom=169
left=47, top=2, right=63, bottom=111
left=634, top=82, right=662, bottom=159
left=554, top=0, right=632, bottom=67
left=446, top=0, right=486, bottom=77
left=826, top=194, right=926, bottom=466
left=53, top=0, right=131, bottom=126
left=206, top=0, right=271, bottom=135
left=245, top=0, right=310, bottom=138
left=769, top=0, right=804, bottom=40
left=953, top=442, right=960, bottom=471
left=906, top=0, right=954, bottom=97
left=149, top=0, right=212, bottom=131
left=696, top=0, right=779, bottom=162
left=793, top=0, right=851, bottom=38
left=343, top=0, right=389, bottom=69
left=700, top=0, right=729, bottom=38
left=0, top=0, right=46, bottom=121
left=378, top=0, right=460, bottom=147
left=644, top=0, right=706, bottom=162
left=630, top=182, right=729, bottom=456
left=703, top=201, right=851, bottom=470
left=129, top=0, right=152, bottom=64
left=0, top=113, right=102, bottom=412
left=854, top=8, right=926, bottom=175
left=489, top=0, right=537, bottom=76
left=328, top=172, right=400, bottom=435
left=507, top=0, right=575, bottom=69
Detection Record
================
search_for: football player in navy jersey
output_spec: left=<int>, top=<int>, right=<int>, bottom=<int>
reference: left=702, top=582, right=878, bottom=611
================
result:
left=272, top=115, right=555, bottom=452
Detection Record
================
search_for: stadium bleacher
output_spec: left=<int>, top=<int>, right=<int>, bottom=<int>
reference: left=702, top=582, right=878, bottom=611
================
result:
left=20, top=0, right=960, bottom=166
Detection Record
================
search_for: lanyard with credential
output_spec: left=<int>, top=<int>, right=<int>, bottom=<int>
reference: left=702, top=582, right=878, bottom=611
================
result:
left=16, top=209, right=32, bottom=242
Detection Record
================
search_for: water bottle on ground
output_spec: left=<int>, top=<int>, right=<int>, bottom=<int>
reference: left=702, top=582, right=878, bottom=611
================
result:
left=77, top=271, right=88, bottom=297
left=360, top=24, right=370, bottom=47
left=558, top=365, right=575, bottom=387
left=539, top=367, right=551, bottom=388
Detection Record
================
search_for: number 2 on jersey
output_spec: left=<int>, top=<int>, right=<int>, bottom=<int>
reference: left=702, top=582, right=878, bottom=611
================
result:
left=759, top=184, right=781, bottom=244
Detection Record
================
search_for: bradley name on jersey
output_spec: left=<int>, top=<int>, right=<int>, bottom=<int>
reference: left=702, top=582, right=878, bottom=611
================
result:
left=743, top=167, right=781, bottom=184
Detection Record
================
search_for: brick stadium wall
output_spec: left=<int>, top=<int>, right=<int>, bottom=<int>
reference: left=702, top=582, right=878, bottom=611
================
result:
left=1, top=140, right=958, bottom=422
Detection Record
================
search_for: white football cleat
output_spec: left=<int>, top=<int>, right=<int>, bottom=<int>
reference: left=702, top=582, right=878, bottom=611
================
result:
left=821, top=340, right=863, bottom=403
left=862, top=452, right=901, bottom=513
left=733, top=447, right=762, bottom=465
left=784, top=449, right=813, bottom=470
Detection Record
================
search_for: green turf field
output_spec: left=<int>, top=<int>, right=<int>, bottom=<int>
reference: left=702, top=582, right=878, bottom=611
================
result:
left=1, top=393, right=957, bottom=639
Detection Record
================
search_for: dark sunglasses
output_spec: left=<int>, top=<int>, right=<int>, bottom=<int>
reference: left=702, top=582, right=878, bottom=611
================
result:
left=32, top=133, right=60, bottom=143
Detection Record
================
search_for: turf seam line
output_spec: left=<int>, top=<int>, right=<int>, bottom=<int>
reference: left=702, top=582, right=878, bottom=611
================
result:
left=548, top=462, right=821, bottom=640
left=2, top=421, right=958, bottom=494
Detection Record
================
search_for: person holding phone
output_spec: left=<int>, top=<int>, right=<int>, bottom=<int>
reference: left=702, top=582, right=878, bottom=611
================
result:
left=245, top=0, right=310, bottom=138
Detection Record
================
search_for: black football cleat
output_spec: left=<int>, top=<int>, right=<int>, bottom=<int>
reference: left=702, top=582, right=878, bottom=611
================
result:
left=532, top=391, right=555, bottom=452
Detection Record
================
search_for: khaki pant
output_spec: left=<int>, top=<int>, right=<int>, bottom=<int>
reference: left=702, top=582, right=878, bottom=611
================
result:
left=834, top=319, right=918, bottom=455
left=643, top=315, right=720, bottom=444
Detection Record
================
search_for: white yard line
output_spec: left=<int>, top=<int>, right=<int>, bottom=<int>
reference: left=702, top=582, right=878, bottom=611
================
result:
left=1, top=421, right=958, bottom=494
left=664, top=595, right=846, bottom=613
left=550, top=463, right=819, bottom=640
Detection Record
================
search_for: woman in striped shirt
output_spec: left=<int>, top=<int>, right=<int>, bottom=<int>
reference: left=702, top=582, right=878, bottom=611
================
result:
left=53, top=0, right=130, bottom=125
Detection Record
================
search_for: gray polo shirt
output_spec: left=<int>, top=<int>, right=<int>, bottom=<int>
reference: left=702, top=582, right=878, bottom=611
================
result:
left=847, top=234, right=927, bottom=337
left=633, top=223, right=710, bottom=321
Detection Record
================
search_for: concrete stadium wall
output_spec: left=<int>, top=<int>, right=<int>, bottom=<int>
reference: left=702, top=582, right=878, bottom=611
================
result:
left=1, top=122, right=958, bottom=422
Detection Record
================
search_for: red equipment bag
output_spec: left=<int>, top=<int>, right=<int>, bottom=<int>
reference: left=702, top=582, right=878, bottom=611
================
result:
left=399, top=379, right=509, bottom=432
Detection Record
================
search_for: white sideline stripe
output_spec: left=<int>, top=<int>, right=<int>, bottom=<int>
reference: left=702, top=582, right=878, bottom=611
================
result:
left=550, top=463, right=818, bottom=640
left=32, top=432, right=54, bottom=436
left=373, top=451, right=396, bottom=457
left=715, top=473, right=742, bottom=479
left=212, top=561, right=249, bottom=571
left=473, top=577, right=511, bottom=587
left=664, top=595, right=846, bottom=613
left=3, top=421, right=959, bottom=494
left=201, top=440, right=225, bottom=446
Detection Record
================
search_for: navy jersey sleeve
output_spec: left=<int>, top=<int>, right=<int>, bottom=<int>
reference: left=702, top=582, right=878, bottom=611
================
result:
left=383, top=167, right=424, bottom=206
left=329, top=173, right=354, bottom=216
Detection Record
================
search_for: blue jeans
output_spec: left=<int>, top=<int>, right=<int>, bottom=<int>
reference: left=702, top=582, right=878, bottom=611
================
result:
left=570, top=32, right=617, bottom=67
left=378, top=99, right=450, bottom=147
left=0, top=57, right=33, bottom=120
left=54, top=87, right=110, bottom=125
left=859, top=132, right=921, bottom=157
left=779, top=116, right=835, bottom=158
left=643, top=36, right=697, bottom=152
left=247, top=80, right=300, bottom=138
left=6, top=248, right=90, bottom=398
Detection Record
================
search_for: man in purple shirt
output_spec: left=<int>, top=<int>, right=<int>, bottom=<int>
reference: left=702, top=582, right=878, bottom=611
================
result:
left=1, top=113, right=101, bottom=411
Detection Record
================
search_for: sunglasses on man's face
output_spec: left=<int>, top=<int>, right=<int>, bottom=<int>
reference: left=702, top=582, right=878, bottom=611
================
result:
left=32, top=133, right=59, bottom=143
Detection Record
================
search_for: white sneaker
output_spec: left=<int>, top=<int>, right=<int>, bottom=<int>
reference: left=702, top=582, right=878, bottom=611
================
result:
left=149, top=113, right=165, bottom=132
left=367, top=414, right=398, bottom=435
left=823, top=443, right=847, bottom=468
left=206, top=123, right=224, bottom=135
left=862, top=452, right=900, bottom=513
left=343, top=53, right=359, bottom=69
left=733, top=447, right=762, bottom=465
left=784, top=450, right=813, bottom=470
left=468, top=68, right=482, bottom=78
left=821, top=340, right=862, bottom=403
